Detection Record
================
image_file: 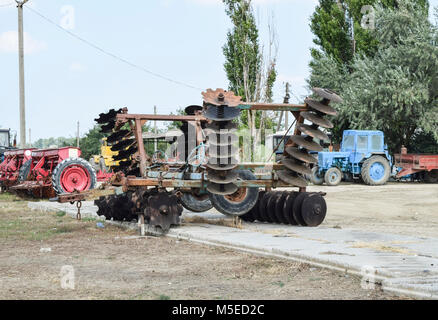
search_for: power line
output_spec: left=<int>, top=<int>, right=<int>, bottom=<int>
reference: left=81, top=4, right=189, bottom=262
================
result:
left=25, top=6, right=203, bottom=91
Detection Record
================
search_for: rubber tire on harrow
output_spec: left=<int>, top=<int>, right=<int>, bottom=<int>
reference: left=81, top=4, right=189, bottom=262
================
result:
left=324, top=167, right=342, bottom=186
left=180, top=192, right=213, bottom=213
left=18, top=160, right=31, bottom=182
left=209, top=170, right=259, bottom=217
left=361, top=155, right=391, bottom=186
left=52, top=158, right=97, bottom=194
left=424, top=170, right=438, bottom=183
left=310, top=166, right=324, bottom=185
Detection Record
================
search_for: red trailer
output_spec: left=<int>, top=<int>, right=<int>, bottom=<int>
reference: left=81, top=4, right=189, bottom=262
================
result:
left=394, top=147, right=438, bottom=183
left=1, top=146, right=96, bottom=198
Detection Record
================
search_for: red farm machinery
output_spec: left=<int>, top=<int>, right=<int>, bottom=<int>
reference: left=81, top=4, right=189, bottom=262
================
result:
left=56, top=87, right=343, bottom=235
left=0, top=146, right=96, bottom=198
left=395, top=146, right=438, bottom=183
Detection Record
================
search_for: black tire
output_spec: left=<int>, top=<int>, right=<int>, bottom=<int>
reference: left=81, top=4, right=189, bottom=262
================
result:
left=324, top=167, right=342, bottom=186
left=18, top=160, right=31, bottom=182
left=310, top=166, right=324, bottom=185
left=424, top=170, right=438, bottom=183
left=209, top=170, right=259, bottom=217
left=52, top=158, right=97, bottom=194
left=180, top=192, right=213, bottom=212
left=361, top=155, right=391, bottom=186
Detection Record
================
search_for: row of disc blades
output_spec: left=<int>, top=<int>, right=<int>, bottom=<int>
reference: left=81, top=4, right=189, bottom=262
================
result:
left=94, top=108, right=140, bottom=175
left=95, top=189, right=183, bottom=231
left=240, top=190, right=327, bottom=227
left=276, top=88, right=342, bottom=188
left=202, top=89, right=241, bottom=195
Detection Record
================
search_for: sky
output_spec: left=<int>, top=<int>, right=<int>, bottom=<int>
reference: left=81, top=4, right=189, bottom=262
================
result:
left=0, top=0, right=437, bottom=143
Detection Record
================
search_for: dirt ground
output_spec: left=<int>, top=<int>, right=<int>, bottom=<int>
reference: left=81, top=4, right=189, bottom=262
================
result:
left=307, top=182, right=438, bottom=238
left=0, top=193, right=404, bottom=300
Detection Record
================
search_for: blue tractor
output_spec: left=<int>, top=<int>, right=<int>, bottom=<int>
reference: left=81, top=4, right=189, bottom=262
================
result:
left=310, top=130, right=392, bottom=186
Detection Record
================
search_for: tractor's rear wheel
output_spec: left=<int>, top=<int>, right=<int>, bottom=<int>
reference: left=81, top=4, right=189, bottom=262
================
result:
left=52, top=158, right=97, bottom=194
left=361, top=155, right=391, bottom=186
left=310, top=166, right=324, bottom=185
left=324, top=167, right=342, bottom=186
left=424, top=170, right=438, bottom=183
left=209, top=170, right=259, bottom=216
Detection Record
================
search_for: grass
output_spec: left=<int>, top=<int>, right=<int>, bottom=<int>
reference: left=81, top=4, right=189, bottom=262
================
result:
left=157, top=294, right=170, bottom=300
left=0, top=193, right=96, bottom=241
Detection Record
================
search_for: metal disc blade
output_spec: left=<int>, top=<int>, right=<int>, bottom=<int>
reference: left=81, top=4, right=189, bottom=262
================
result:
left=101, top=120, right=116, bottom=133
left=283, top=192, right=299, bottom=225
left=113, top=145, right=138, bottom=160
left=297, top=123, right=330, bottom=142
left=275, top=192, right=290, bottom=224
left=204, top=105, right=240, bottom=121
left=305, top=99, right=338, bottom=116
left=107, top=130, right=131, bottom=144
left=281, top=158, right=312, bottom=176
left=206, top=122, right=237, bottom=133
left=267, top=192, right=282, bottom=223
left=277, top=170, right=308, bottom=188
left=111, top=139, right=136, bottom=151
left=202, top=88, right=242, bottom=107
left=185, top=105, right=203, bottom=115
left=292, top=192, right=308, bottom=226
left=301, top=112, right=333, bottom=129
left=290, top=135, right=323, bottom=152
left=207, top=133, right=238, bottom=147
left=285, top=147, right=318, bottom=164
left=259, top=192, right=275, bottom=223
left=206, top=161, right=238, bottom=171
left=248, top=191, right=265, bottom=222
left=208, top=145, right=238, bottom=158
left=301, top=193, right=327, bottom=227
left=207, top=182, right=238, bottom=195
left=207, top=170, right=238, bottom=184
left=312, top=88, right=343, bottom=103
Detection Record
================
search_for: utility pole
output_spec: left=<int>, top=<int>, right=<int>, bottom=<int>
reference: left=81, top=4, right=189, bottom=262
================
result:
left=76, top=121, right=80, bottom=147
left=16, top=0, right=29, bottom=148
left=154, top=106, right=157, bottom=152
left=28, top=128, right=31, bottom=147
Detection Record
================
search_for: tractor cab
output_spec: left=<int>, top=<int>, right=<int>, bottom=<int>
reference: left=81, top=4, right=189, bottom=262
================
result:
left=0, top=129, right=13, bottom=162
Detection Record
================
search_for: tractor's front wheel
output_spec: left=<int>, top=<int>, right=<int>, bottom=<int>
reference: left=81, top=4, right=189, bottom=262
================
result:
left=361, top=155, right=391, bottom=186
left=52, top=158, right=97, bottom=194
left=310, top=166, right=324, bottom=185
left=324, top=167, right=342, bottom=186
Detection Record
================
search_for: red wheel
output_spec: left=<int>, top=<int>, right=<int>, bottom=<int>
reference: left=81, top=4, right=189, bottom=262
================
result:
left=52, top=158, right=97, bottom=194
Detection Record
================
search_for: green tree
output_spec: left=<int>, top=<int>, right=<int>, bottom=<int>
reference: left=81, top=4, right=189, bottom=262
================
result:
left=222, top=0, right=278, bottom=158
left=310, top=1, right=438, bottom=152
left=310, top=0, right=429, bottom=66
left=79, top=125, right=108, bottom=160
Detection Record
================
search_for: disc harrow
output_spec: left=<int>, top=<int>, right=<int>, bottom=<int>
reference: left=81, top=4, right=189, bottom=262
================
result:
left=203, top=89, right=241, bottom=196
left=277, top=87, right=342, bottom=189
left=94, top=108, right=140, bottom=175
left=240, top=190, right=327, bottom=227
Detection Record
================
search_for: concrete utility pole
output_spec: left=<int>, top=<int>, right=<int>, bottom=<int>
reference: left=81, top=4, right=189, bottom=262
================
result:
left=154, top=106, right=157, bottom=152
left=76, top=121, right=80, bottom=147
left=16, top=0, right=29, bottom=148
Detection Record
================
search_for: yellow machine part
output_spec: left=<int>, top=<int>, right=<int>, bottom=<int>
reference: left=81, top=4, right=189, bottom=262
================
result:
left=92, top=138, right=120, bottom=167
